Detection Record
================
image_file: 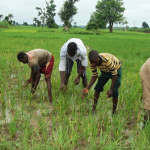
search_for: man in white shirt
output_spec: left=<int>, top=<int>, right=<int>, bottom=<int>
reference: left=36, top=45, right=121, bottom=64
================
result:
left=59, top=38, right=88, bottom=91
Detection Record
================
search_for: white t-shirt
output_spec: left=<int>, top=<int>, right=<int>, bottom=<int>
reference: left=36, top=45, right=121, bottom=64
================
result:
left=59, top=38, right=88, bottom=71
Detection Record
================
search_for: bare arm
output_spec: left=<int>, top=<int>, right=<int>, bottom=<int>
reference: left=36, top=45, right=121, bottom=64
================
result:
left=74, top=64, right=85, bottom=85
left=27, top=69, right=34, bottom=84
left=82, top=75, right=98, bottom=93
left=86, top=75, right=98, bottom=90
left=31, top=70, right=41, bottom=93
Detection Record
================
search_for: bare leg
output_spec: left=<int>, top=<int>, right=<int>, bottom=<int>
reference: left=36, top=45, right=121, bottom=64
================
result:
left=64, top=73, right=70, bottom=86
left=112, top=97, right=118, bottom=114
left=93, top=91, right=100, bottom=113
left=81, top=74, right=88, bottom=88
left=45, top=77, right=52, bottom=103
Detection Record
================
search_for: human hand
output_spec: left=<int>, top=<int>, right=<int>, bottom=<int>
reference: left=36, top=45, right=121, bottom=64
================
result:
left=82, top=88, right=88, bottom=99
left=31, top=88, right=36, bottom=94
left=107, top=88, right=113, bottom=98
left=26, top=78, right=33, bottom=85
left=74, top=77, right=80, bottom=85
left=82, top=88, right=89, bottom=94
left=60, top=84, right=67, bottom=92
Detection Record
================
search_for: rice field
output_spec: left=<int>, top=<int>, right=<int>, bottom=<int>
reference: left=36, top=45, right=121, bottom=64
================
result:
left=0, top=26, right=150, bottom=149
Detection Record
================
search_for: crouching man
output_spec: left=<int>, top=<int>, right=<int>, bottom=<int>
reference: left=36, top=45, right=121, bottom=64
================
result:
left=82, top=50, right=122, bottom=114
left=17, top=49, right=54, bottom=103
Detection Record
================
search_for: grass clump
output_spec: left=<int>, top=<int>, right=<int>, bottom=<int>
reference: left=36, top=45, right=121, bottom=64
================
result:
left=0, top=21, right=9, bottom=28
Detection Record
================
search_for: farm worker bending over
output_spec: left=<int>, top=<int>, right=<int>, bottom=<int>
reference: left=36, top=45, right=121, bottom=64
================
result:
left=140, top=58, right=150, bottom=126
left=59, top=38, right=88, bottom=91
left=82, top=50, right=122, bottom=114
left=17, top=49, right=54, bottom=104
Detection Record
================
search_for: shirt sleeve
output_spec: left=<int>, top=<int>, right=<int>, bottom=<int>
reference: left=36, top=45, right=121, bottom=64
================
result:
left=58, top=44, right=67, bottom=71
left=89, top=62, right=98, bottom=76
left=78, top=44, right=88, bottom=67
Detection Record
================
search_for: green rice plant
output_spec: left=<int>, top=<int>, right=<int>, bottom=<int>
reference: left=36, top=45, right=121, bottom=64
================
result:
left=8, top=111, right=18, bottom=138
left=1, top=26, right=150, bottom=149
left=52, top=124, right=79, bottom=149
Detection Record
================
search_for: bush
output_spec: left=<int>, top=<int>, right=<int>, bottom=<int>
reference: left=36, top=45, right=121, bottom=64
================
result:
left=0, top=21, right=9, bottom=28
left=47, top=23, right=59, bottom=28
left=86, top=22, right=98, bottom=30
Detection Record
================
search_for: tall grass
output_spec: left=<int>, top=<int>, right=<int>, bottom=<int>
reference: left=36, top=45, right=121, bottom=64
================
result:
left=0, top=21, right=9, bottom=28
left=0, top=26, right=150, bottom=149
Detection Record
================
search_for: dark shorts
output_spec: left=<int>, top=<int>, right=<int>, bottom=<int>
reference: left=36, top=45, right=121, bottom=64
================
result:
left=40, top=55, right=54, bottom=78
left=65, top=57, right=86, bottom=77
left=94, top=66, right=122, bottom=97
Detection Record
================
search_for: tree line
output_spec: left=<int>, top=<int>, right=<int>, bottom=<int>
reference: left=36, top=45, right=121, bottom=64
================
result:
left=0, top=0, right=149, bottom=33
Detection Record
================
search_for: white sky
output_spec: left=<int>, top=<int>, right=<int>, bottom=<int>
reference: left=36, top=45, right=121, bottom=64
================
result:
left=0, top=0, right=150, bottom=27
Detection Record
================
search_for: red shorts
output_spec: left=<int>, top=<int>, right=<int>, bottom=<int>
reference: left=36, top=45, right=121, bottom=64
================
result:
left=40, top=55, right=54, bottom=78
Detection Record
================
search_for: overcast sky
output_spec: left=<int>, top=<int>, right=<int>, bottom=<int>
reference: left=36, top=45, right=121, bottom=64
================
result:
left=1, top=0, right=150, bottom=27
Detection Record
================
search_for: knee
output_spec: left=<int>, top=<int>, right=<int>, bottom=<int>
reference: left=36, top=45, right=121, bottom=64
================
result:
left=45, top=77, right=51, bottom=82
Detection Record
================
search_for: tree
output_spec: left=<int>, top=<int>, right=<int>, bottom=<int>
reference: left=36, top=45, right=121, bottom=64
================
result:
left=58, top=0, right=79, bottom=30
left=0, top=14, right=3, bottom=21
left=3, top=16, right=9, bottom=22
left=40, top=16, right=45, bottom=27
left=45, top=0, right=58, bottom=28
left=36, top=0, right=58, bottom=28
left=8, top=14, right=13, bottom=21
left=142, top=22, right=149, bottom=29
left=36, top=20, right=41, bottom=27
left=95, top=0, right=125, bottom=33
left=86, top=12, right=107, bottom=30
left=12, top=21, right=16, bottom=25
left=74, top=22, right=77, bottom=28
left=23, top=22, right=28, bottom=26
left=33, top=17, right=37, bottom=26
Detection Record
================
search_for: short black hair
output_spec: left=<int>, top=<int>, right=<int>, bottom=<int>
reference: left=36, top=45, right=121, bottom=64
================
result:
left=67, top=42, right=77, bottom=56
left=17, top=52, right=26, bottom=60
left=88, top=50, right=99, bottom=61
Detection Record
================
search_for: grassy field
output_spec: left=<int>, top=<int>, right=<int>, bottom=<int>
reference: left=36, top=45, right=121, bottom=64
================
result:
left=0, top=26, right=150, bottom=149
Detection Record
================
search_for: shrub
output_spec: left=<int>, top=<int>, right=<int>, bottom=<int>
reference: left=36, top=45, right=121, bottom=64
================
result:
left=0, top=21, right=9, bottom=28
left=86, top=22, right=98, bottom=30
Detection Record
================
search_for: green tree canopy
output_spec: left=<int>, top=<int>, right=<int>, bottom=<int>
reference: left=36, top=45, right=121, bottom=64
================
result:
left=36, top=0, right=58, bottom=28
left=3, top=16, right=9, bottom=22
left=95, top=0, right=125, bottom=33
left=23, top=22, right=28, bottom=26
left=142, top=22, right=149, bottom=29
left=58, top=0, right=79, bottom=30
left=86, top=12, right=107, bottom=30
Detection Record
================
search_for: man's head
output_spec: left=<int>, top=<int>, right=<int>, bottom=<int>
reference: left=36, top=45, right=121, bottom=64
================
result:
left=67, top=42, right=77, bottom=57
left=17, top=52, right=28, bottom=63
left=88, top=50, right=100, bottom=67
